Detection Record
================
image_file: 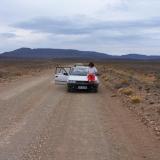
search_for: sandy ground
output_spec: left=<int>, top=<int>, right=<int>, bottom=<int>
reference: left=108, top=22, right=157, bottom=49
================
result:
left=0, top=70, right=160, bottom=160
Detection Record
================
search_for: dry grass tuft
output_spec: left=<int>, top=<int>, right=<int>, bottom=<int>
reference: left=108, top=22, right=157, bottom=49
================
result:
left=121, top=79, right=130, bottom=85
left=111, top=94, right=117, bottom=97
left=130, top=96, right=141, bottom=104
left=104, top=77, right=109, bottom=81
left=101, top=74, right=109, bottom=81
left=119, top=87, right=133, bottom=96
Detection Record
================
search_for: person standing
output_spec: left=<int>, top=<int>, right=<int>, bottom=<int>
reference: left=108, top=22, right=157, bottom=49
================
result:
left=88, top=62, right=97, bottom=75
left=87, top=62, right=97, bottom=81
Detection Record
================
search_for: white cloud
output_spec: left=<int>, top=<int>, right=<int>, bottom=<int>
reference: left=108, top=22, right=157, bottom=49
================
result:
left=0, top=0, right=160, bottom=55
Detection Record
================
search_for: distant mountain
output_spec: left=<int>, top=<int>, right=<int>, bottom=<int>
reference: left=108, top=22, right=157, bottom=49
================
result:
left=0, top=48, right=160, bottom=60
left=120, top=54, right=160, bottom=60
left=0, top=48, right=112, bottom=60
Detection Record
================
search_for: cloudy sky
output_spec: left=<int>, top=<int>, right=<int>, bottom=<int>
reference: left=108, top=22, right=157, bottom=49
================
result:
left=0, top=0, right=160, bottom=55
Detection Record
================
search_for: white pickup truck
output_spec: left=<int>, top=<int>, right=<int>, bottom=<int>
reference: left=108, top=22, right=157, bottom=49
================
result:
left=55, top=66, right=99, bottom=92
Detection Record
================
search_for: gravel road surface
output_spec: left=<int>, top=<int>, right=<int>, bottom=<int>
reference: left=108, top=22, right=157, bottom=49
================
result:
left=0, top=72, right=159, bottom=160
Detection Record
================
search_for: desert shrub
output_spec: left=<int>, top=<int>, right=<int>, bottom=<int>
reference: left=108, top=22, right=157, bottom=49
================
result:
left=119, top=87, right=133, bottom=96
left=120, top=79, right=130, bottom=87
left=130, top=96, right=141, bottom=104
left=121, top=79, right=130, bottom=85
left=111, top=94, right=117, bottom=97
left=101, top=74, right=106, bottom=79
left=101, top=74, right=109, bottom=81
left=104, top=77, right=109, bottom=81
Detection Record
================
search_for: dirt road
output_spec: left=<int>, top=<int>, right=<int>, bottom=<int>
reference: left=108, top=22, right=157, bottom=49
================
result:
left=0, top=71, right=159, bottom=160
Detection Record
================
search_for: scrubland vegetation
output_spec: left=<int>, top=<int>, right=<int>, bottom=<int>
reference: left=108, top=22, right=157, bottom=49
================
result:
left=0, top=59, right=56, bottom=82
left=98, top=61, right=160, bottom=137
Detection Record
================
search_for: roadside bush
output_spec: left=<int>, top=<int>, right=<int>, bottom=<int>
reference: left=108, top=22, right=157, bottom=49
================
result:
left=130, top=96, right=141, bottom=104
left=104, top=77, right=109, bottom=81
left=119, top=87, right=133, bottom=96
left=121, top=79, right=130, bottom=85
left=101, top=74, right=109, bottom=81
